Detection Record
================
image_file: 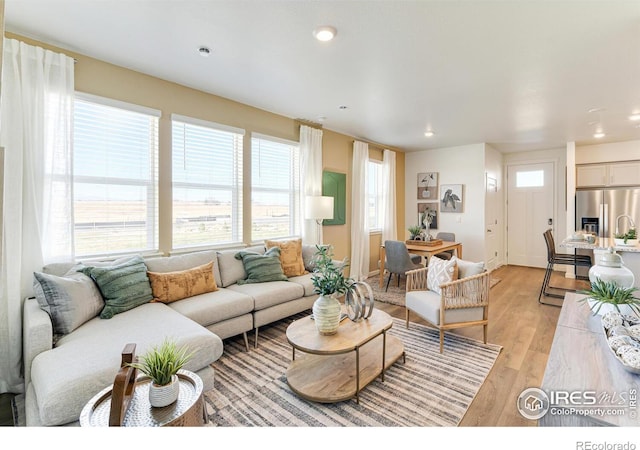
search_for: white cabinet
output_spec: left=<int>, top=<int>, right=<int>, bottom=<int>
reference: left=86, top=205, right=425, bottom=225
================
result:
left=576, top=161, right=640, bottom=187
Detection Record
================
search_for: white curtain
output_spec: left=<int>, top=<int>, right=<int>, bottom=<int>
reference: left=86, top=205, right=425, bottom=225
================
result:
left=299, top=125, right=324, bottom=245
left=350, top=141, right=370, bottom=281
left=381, top=149, right=397, bottom=243
left=0, top=39, right=75, bottom=393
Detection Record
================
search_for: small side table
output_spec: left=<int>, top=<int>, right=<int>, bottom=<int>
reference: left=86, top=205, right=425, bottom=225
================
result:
left=80, top=369, right=207, bottom=427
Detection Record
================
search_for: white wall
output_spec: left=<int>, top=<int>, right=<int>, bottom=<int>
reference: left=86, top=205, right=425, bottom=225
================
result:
left=405, top=144, right=486, bottom=263
left=576, top=140, right=640, bottom=164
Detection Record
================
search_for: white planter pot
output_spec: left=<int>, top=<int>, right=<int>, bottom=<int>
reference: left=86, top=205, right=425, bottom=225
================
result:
left=148, top=375, right=179, bottom=407
left=587, top=299, right=637, bottom=317
left=312, top=294, right=342, bottom=335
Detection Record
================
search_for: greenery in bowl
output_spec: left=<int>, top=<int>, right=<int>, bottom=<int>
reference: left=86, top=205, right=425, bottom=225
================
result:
left=310, top=245, right=355, bottom=296
left=128, top=338, right=194, bottom=386
left=408, top=225, right=422, bottom=239
left=615, top=228, right=637, bottom=244
left=578, top=278, right=640, bottom=316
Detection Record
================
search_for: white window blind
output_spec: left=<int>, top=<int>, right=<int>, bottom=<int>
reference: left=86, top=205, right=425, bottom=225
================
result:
left=251, top=134, right=300, bottom=241
left=367, top=160, right=383, bottom=231
left=172, top=115, right=244, bottom=249
left=73, top=94, right=159, bottom=257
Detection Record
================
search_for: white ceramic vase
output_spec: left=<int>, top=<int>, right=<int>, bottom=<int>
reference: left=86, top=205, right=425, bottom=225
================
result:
left=148, top=374, right=179, bottom=407
left=312, top=293, right=342, bottom=335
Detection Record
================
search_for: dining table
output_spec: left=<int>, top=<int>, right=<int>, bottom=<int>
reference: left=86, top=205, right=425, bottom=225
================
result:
left=378, top=241, right=463, bottom=288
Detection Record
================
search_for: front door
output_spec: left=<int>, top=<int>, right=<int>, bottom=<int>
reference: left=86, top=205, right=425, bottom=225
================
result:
left=507, top=162, right=555, bottom=268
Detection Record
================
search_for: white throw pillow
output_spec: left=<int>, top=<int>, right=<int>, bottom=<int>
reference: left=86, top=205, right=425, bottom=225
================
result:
left=452, top=257, right=485, bottom=279
left=427, top=256, right=458, bottom=294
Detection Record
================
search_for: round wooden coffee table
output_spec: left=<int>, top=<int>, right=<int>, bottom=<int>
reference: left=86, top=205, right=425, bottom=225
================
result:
left=80, top=369, right=206, bottom=427
left=285, top=308, right=405, bottom=403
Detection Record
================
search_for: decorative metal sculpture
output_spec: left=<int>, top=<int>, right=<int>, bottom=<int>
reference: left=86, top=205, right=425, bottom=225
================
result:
left=345, top=281, right=375, bottom=322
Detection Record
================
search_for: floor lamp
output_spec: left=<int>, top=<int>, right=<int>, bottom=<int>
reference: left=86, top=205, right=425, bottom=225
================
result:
left=305, top=195, right=334, bottom=244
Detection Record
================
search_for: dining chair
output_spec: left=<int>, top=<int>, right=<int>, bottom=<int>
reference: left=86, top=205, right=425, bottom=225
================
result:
left=538, top=228, right=592, bottom=305
left=383, top=240, right=424, bottom=291
left=434, top=232, right=456, bottom=260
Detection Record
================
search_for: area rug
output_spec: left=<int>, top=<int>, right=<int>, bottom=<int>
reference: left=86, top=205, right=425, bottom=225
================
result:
left=367, top=274, right=502, bottom=306
left=204, top=313, right=502, bottom=427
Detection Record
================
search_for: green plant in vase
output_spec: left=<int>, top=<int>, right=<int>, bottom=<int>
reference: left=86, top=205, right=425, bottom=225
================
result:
left=408, top=225, right=422, bottom=240
left=578, top=278, right=640, bottom=316
left=615, top=228, right=637, bottom=244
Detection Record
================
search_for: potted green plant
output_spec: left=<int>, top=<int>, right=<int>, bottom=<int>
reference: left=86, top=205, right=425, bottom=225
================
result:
left=128, top=338, right=194, bottom=407
left=578, top=278, right=640, bottom=317
left=310, top=245, right=355, bottom=335
left=408, top=225, right=422, bottom=240
left=614, top=227, right=638, bottom=246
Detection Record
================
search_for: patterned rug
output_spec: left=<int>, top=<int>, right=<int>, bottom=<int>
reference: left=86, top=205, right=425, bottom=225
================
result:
left=205, top=313, right=502, bottom=426
left=367, top=274, right=502, bottom=306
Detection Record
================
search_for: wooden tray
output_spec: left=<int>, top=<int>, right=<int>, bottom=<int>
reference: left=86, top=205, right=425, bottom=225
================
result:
left=405, top=239, right=443, bottom=247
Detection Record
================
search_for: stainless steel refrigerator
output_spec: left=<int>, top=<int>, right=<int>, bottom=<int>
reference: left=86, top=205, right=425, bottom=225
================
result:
left=575, top=187, right=640, bottom=277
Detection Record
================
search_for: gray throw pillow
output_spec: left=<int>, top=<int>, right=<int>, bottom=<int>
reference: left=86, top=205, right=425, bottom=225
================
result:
left=79, top=255, right=153, bottom=319
left=33, top=269, right=104, bottom=336
left=235, top=247, right=288, bottom=285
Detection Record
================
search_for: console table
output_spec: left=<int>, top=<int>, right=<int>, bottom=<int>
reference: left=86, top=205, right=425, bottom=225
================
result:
left=539, top=293, right=639, bottom=426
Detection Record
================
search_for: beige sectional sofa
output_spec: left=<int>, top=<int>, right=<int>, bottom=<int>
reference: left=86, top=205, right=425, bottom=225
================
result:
left=22, top=243, right=320, bottom=426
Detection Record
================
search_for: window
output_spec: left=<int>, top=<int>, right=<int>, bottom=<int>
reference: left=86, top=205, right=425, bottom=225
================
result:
left=73, top=94, right=159, bottom=257
left=172, top=115, right=244, bottom=249
left=251, top=134, right=300, bottom=241
left=367, top=160, right=383, bottom=231
left=516, top=170, right=544, bottom=188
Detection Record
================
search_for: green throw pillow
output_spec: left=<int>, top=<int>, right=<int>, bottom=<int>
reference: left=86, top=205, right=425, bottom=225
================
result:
left=235, top=247, right=288, bottom=285
left=79, top=255, right=153, bottom=319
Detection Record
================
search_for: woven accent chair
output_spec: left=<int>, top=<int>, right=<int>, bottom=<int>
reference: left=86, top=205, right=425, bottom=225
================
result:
left=405, top=266, right=490, bottom=353
left=538, top=228, right=592, bottom=306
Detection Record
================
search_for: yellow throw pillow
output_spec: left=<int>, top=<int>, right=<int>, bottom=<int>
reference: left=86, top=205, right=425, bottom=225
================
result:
left=148, top=261, right=217, bottom=304
left=265, top=238, right=307, bottom=277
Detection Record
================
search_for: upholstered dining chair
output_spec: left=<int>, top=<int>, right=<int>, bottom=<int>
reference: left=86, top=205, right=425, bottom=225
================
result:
left=405, top=260, right=490, bottom=353
left=433, top=232, right=456, bottom=260
left=383, top=240, right=424, bottom=291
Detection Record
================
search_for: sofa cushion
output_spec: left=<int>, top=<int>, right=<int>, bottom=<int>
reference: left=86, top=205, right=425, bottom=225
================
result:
left=148, top=261, right=218, bottom=304
left=217, top=245, right=265, bottom=287
left=144, top=250, right=221, bottom=287
left=32, top=269, right=104, bottom=337
left=79, top=255, right=153, bottom=319
left=302, top=244, right=329, bottom=272
left=31, top=302, right=223, bottom=426
left=426, top=256, right=458, bottom=294
left=235, top=247, right=288, bottom=285
left=228, top=281, right=304, bottom=311
left=168, top=287, right=254, bottom=327
left=406, top=290, right=484, bottom=326
left=288, top=273, right=316, bottom=297
left=265, top=238, right=307, bottom=277
left=452, top=257, right=485, bottom=279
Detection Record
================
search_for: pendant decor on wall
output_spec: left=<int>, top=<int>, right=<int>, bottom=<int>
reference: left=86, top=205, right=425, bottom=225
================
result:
left=322, top=171, right=346, bottom=225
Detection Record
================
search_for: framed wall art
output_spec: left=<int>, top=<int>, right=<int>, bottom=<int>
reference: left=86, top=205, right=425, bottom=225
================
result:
left=417, top=202, right=438, bottom=230
left=417, top=172, right=438, bottom=200
left=440, top=184, right=464, bottom=213
left=322, top=170, right=346, bottom=225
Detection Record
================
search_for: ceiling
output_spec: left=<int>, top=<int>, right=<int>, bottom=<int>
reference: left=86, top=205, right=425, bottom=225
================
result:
left=4, top=0, right=640, bottom=153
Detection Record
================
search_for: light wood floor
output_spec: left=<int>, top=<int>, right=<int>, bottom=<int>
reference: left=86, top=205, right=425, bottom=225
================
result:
left=0, top=264, right=588, bottom=427
left=375, top=264, right=590, bottom=426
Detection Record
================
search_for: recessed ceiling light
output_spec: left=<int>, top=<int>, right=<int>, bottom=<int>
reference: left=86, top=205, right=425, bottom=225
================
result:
left=588, top=108, right=605, bottom=113
left=313, top=26, right=337, bottom=42
left=198, top=46, right=211, bottom=57
left=424, top=131, right=435, bottom=137
left=594, top=132, right=606, bottom=139
left=629, top=113, right=640, bottom=121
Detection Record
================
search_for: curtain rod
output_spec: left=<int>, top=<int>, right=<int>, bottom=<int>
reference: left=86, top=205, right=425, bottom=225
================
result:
left=295, top=119, right=323, bottom=130
left=352, top=139, right=391, bottom=151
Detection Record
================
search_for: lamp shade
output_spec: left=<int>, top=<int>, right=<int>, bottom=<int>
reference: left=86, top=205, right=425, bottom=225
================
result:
left=305, top=196, right=334, bottom=220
